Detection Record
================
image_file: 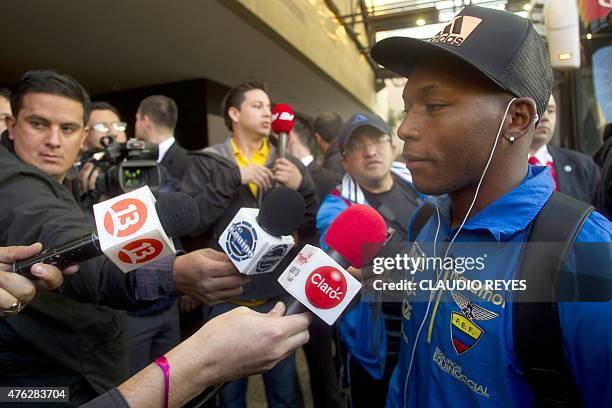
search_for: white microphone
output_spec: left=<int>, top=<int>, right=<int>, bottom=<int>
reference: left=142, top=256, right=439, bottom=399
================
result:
left=14, top=187, right=199, bottom=277
left=218, top=187, right=305, bottom=275
left=279, top=204, right=388, bottom=325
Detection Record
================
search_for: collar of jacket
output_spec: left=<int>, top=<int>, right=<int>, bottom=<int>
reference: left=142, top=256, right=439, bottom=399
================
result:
left=0, top=131, right=15, bottom=153
left=339, top=161, right=414, bottom=204
left=427, top=165, right=555, bottom=242
left=204, top=137, right=278, bottom=167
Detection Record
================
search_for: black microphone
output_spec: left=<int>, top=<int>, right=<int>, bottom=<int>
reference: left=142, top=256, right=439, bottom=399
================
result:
left=258, top=186, right=306, bottom=236
left=13, top=192, right=199, bottom=279
left=219, top=186, right=305, bottom=275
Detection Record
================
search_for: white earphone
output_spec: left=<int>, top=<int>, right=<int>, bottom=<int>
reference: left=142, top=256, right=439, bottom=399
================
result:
left=403, top=97, right=518, bottom=403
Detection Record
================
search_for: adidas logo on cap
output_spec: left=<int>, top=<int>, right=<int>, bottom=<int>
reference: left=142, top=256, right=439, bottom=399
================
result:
left=431, top=15, right=483, bottom=46
left=352, top=114, right=369, bottom=124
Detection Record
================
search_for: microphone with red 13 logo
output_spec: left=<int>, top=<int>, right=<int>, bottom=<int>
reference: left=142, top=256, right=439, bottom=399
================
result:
left=279, top=204, right=387, bottom=325
left=13, top=186, right=199, bottom=278
left=271, top=103, right=295, bottom=159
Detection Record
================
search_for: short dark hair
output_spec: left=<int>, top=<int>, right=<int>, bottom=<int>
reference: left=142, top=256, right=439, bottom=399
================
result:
left=90, top=101, right=120, bottom=119
left=138, top=95, right=178, bottom=130
left=10, top=70, right=91, bottom=123
left=0, top=87, right=10, bottom=101
left=314, top=112, right=343, bottom=143
left=292, top=113, right=315, bottom=151
left=221, top=81, right=267, bottom=131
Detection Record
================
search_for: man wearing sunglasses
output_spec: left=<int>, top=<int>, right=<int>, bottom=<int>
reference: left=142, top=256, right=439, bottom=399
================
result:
left=316, top=113, right=422, bottom=407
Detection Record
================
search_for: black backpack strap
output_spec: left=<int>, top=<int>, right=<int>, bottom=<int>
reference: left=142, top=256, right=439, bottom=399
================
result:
left=409, top=203, right=435, bottom=241
left=514, top=192, right=594, bottom=407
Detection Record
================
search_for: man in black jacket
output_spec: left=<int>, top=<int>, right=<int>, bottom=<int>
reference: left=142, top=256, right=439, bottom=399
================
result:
left=286, top=113, right=344, bottom=408
left=287, top=113, right=341, bottom=202
left=0, top=70, right=249, bottom=406
left=315, top=111, right=345, bottom=175
left=530, top=94, right=601, bottom=204
left=181, top=81, right=318, bottom=407
left=135, top=95, right=190, bottom=183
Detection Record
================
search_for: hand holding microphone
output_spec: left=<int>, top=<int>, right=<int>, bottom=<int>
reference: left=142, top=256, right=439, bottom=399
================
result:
left=0, top=243, right=78, bottom=317
left=273, top=158, right=302, bottom=190
left=271, top=103, right=303, bottom=190
left=239, top=164, right=274, bottom=191
left=279, top=205, right=388, bottom=324
left=173, top=248, right=248, bottom=306
left=13, top=187, right=199, bottom=278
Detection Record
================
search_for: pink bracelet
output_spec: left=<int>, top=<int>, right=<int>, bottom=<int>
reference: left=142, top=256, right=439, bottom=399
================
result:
left=154, top=355, right=170, bottom=408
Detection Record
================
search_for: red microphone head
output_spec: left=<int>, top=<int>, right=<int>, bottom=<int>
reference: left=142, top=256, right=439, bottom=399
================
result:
left=324, top=204, right=387, bottom=268
left=271, top=104, right=295, bottom=134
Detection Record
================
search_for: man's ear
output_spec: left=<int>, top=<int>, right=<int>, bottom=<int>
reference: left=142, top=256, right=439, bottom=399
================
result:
left=228, top=107, right=240, bottom=125
left=6, top=116, right=16, bottom=141
left=314, top=133, right=323, bottom=146
left=340, top=155, right=349, bottom=171
left=79, top=126, right=89, bottom=149
left=143, top=114, right=153, bottom=129
left=287, top=131, right=296, bottom=147
left=505, top=97, right=538, bottom=143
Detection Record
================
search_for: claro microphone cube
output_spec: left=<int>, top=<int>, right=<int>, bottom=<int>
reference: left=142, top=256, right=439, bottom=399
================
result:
left=218, top=187, right=305, bottom=275
left=93, top=186, right=175, bottom=272
left=279, top=204, right=388, bottom=325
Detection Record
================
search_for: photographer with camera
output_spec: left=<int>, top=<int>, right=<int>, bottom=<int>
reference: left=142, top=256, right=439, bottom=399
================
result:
left=77, top=101, right=128, bottom=202
left=79, top=130, right=161, bottom=203
left=75, top=100, right=186, bottom=376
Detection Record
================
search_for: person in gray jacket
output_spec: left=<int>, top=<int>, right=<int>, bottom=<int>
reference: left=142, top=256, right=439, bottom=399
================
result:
left=181, top=80, right=318, bottom=408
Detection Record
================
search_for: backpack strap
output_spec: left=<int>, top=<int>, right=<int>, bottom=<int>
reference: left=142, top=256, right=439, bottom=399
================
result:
left=409, top=203, right=435, bottom=241
left=514, top=192, right=594, bottom=407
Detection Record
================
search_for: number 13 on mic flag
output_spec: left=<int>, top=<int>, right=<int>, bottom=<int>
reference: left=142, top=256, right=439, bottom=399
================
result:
left=93, top=186, right=176, bottom=272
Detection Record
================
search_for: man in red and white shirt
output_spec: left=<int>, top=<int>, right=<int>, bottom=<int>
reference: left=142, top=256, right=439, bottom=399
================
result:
left=530, top=95, right=600, bottom=204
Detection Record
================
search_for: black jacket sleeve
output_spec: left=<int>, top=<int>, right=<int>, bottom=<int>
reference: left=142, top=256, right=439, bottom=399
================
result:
left=0, top=174, right=144, bottom=309
left=289, top=156, right=319, bottom=240
left=180, top=152, right=243, bottom=234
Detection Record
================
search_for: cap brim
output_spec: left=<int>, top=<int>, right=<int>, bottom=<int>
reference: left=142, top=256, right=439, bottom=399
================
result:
left=370, top=36, right=505, bottom=91
left=341, top=123, right=390, bottom=154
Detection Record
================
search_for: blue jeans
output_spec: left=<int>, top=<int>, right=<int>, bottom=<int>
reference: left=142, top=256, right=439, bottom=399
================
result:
left=209, top=300, right=300, bottom=408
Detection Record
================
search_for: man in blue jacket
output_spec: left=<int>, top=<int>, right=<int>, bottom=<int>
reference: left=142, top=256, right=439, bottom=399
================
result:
left=317, top=113, right=421, bottom=407
left=369, top=5, right=612, bottom=407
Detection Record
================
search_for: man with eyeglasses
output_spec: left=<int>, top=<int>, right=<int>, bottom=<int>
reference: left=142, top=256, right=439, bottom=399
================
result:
left=77, top=102, right=128, bottom=196
left=316, top=113, right=422, bottom=407
left=82, top=101, right=127, bottom=151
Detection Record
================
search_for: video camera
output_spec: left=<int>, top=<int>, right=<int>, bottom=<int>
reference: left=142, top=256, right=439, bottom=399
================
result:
left=83, top=137, right=162, bottom=197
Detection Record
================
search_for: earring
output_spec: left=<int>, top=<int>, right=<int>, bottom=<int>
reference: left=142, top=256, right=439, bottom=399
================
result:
left=508, top=136, right=515, bottom=144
